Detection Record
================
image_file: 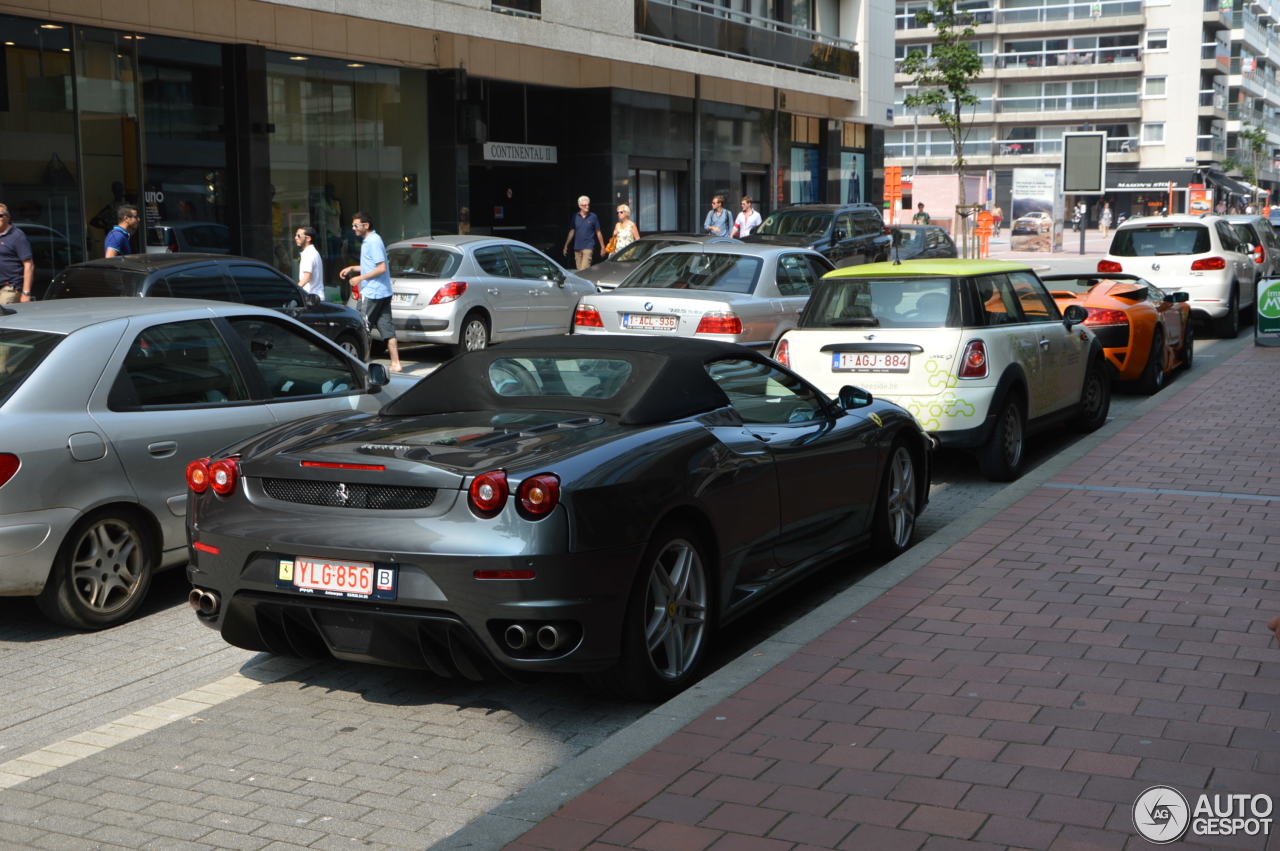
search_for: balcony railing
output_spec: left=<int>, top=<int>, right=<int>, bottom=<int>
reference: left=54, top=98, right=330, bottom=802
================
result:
left=885, top=135, right=1138, bottom=159
left=996, top=46, right=1140, bottom=68
left=896, top=0, right=1140, bottom=30
left=636, top=0, right=858, bottom=78
left=492, top=0, right=540, bottom=16
left=1198, top=134, right=1226, bottom=155
left=997, top=92, right=1140, bottom=112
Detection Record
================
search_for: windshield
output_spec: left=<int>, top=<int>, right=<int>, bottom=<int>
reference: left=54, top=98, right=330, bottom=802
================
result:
left=756, top=211, right=832, bottom=239
left=488, top=357, right=633, bottom=399
left=803, top=276, right=955, bottom=328
left=388, top=246, right=462, bottom=279
left=610, top=239, right=682, bottom=264
left=619, top=252, right=762, bottom=294
left=44, top=266, right=139, bottom=298
left=0, top=329, right=62, bottom=406
left=1109, top=225, right=1210, bottom=256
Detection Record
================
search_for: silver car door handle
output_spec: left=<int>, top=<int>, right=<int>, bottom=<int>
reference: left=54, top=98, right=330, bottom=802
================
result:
left=1038, top=338, right=1051, bottom=349
left=148, top=441, right=178, bottom=458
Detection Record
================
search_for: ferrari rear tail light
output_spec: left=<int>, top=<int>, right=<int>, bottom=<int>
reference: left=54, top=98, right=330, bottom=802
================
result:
left=574, top=305, right=604, bottom=327
left=1097, top=259, right=1123, bottom=274
left=774, top=338, right=791, bottom=367
left=517, top=474, right=560, bottom=518
left=695, top=312, right=743, bottom=335
left=958, top=340, right=988, bottom=379
left=186, top=457, right=211, bottom=493
left=1190, top=256, right=1226, bottom=271
left=468, top=470, right=508, bottom=517
left=0, top=454, right=20, bottom=489
left=1084, top=308, right=1129, bottom=326
left=209, top=457, right=240, bottom=496
left=1253, top=245, right=1265, bottom=265
left=428, top=281, right=467, bottom=305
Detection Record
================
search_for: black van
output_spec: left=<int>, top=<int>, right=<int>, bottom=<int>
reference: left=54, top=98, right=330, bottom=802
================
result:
left=745, top=203, right=891, bottom=267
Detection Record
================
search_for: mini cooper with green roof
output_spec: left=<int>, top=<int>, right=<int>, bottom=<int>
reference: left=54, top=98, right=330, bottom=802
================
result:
left=773, top=259, right=1111, bottom=480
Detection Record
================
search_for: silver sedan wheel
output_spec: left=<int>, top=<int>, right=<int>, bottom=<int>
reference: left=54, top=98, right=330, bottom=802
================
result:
left=885, top=446, right=918, bottom=550
left=643, top=538, right=708, bottom=681
left=69, top=518, right=145, bottom=616
left=462, top=317, right=489, bottom=351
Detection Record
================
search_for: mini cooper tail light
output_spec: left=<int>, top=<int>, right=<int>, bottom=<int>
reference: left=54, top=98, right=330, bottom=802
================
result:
left=958, top=340, right=988, bottom=379
left=468, top=470, right=508, bottom=516
left=695, top=312, right=743, bottom=335
left=1097, top=259, right=1123, bottom=274
left=428, top=281, right=467, bottom=305
left=574, top=305, right=604, bottom=327
left=774, top=338, right=791, bottom=367
left=1190, top=256, right=1226, bottom=271
left=0, top=453, right=20, bottom=489
left=208, top=457, right=240, bottom=496
left=186, top=457, right=211, bottom=493
left=1084, top=308, right=1129, bottom=326
left=1253, top=245, right=1265, bottom=265
left=517, top=474, right=560, bottom=518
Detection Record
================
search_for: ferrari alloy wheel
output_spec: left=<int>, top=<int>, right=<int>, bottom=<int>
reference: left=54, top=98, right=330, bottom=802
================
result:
left=1071, top=358, right=1111, bottom=434
left=37, top=511, right=153, bottom=630
left=1136, top=327, right=1166, bottom=395
left=978, top=397, right=1025, bottom=482
left=872, top=443, right=918, bottom=558
left=1179, top=321, right=1194, bottom=371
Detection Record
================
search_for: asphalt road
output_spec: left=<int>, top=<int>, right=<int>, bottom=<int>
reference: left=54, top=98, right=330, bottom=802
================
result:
left=0, top=332, right=1244, bottom=849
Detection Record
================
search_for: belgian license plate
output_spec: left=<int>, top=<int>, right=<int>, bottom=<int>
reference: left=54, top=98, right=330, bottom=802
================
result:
left=276, top=557, right=397, bottom=601
left=622, top=313, right=678, bottom=330
left=832, top=352, right=911, bottom=373
left=391, top=293, right=414, bottom=306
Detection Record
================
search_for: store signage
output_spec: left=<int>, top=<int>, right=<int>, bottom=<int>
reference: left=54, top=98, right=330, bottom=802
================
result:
left=482, top=142, right=558, bottom=164
left=1257, top=277, right=1280, bottom=346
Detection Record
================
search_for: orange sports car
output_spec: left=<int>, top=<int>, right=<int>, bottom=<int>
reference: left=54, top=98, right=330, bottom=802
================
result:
left=1044, top=273, right=1192, bottom=394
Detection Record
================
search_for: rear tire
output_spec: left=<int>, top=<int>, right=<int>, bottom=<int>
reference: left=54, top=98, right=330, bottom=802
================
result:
left=1179, top=319, right=1194, bottom=371
left=1071, top=357, right=1111, bottom=433
left=1214, top=286, right=1240, bottom=338
left=978, top=396, right=1025, bottom=482
left=37, top=509, right=154, bottom=630
left=452, top=311, right=490, bottom=357
left=1135, top=327, right=1166, bottom=395
left=871, top=442, right=919, bottom=558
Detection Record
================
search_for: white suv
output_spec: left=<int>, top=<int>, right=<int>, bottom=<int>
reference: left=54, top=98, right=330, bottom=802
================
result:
left=1099, top=215, right=1256, bottom=337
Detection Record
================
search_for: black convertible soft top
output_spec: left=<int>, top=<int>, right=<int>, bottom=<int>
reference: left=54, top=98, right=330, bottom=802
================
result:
left=383, top=335, right=773, bottom=425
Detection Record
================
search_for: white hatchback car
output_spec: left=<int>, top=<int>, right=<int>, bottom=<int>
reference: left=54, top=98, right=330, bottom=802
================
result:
left=774, top=259, right=1111, bottom=481
left=1099, top=215, right=1256, bottom=338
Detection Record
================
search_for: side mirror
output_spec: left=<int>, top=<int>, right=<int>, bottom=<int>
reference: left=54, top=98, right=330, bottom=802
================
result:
left=1173, top=291, right=1188, bottom=303
left=367, top=362, right=389, bottom=390
left=1063, top=303, right=1088, bottom=328
left=545, top=272, right=566, bottom=287
left=838, top=385, right=874, bottom=409
left=303, top=292, right=322, bottom=307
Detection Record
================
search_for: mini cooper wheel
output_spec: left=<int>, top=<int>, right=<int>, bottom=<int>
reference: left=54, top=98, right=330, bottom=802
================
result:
left=871, top=442, right=919, bottom=558
left=1135, top=327, right=1166, bottom=395
left=37, top=510, right=154, bottom=630
left=1071, top=358, right=1111, bottom=433
left=454, top=311, right=490, bottom=355
left=1179, top=320, right=1194, bottom=371
left=978, top=396, right=1025, bottom=482
left=1214, top=286, right=1240, bottom=338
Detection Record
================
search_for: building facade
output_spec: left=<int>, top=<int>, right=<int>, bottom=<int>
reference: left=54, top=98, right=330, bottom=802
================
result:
left=888, top=0, right=1277, bottom=220
left=0, top=0, right=891, bottom=294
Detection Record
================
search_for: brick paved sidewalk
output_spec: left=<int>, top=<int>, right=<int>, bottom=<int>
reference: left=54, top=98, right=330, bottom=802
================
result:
left=510, top=344, right=1280, bottom=851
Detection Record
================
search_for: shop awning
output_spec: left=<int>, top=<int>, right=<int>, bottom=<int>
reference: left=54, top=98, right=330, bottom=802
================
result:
left=1207, top=172, right=1252, bottom=198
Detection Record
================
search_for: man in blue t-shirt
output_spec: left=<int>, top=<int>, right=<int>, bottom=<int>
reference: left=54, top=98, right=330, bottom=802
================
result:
left=0, top=202, right=34, bottom=304
left=562, top=195, right=604, bottom=271
left=104, top=205, right=139, bottom=257
left=340, top=211, right=402, bottom=372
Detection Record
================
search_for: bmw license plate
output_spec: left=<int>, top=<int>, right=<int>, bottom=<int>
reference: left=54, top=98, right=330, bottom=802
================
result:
left=832, top=352, right=911, bottom=373
left=276, top=557, right=397, bottom=601
left=622, top=313, right=678, bottom=331
left=391, top=293, right=415, bottom=306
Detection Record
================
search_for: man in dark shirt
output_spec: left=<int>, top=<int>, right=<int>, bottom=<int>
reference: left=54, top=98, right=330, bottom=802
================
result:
left=562, top=195, right=604, bottom=271
left=104, top=205, right=139, bottom=257
left=0, top=203, right=34, bottom=304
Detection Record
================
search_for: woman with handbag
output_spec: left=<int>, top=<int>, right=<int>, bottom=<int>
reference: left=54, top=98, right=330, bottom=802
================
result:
left=608, top=204, right=640, bottom=258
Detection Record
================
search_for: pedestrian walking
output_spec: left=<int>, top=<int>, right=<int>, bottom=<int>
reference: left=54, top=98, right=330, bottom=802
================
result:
left=294, top=226, right=324, bottom=299
left=608, top=204, right=639, bottom=258
left=562, top=195, right=604, bottom=271
left=1099, top=202, right=1112, bottom=238
left=0, top=202, right=34, bottom=305
left=340, top=212, right=402, bottom=372
left=703, top=195, right=732, bottom=237
left=993, top=204, right=1003, bottom=235
left=104, top=204, right=139, bottom=257
left=911, top=203, right=930, bottom=225
left=732, top=195, right=762, bottom=238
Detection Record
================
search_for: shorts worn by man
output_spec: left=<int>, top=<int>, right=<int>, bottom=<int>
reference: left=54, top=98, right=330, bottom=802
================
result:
left=340, top=212, right=402, bottom=372
left=0, top=204, right=34, bottom=304
left=563, top=195, right=604, bottom=271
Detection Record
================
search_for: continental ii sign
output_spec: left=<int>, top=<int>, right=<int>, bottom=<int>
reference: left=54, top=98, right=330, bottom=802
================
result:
left=482, top=142, right=558, bottom=164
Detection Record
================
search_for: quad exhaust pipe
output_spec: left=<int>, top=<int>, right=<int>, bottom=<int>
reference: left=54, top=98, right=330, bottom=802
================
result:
left=188, top=588, right=221, bottom=616
left=503, top=624, right=530, bottom=651
left=536, top=624, right=563, bottom=652
left=502, top=622, right=567, bottom=653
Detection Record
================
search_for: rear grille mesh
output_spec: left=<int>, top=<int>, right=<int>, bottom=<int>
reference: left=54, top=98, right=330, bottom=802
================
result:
left=261, top=478, right=437, bottom=510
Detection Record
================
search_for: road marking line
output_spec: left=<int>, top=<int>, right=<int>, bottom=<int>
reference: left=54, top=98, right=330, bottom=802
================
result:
left=0, top=656, right=308, bottom=790
left=1044, top=482, right=1280, bottom=502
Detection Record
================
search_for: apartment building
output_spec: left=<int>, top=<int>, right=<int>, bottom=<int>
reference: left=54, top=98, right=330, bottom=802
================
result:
left=0, top=0, right=892, bottom=292
left=888, top=0, right=1274, bottom=220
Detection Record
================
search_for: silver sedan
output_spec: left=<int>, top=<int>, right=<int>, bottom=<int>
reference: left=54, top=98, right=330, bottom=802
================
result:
left=571, top=243, right=833, bottom=348
left=0, top=298, right=413, bottom=630
left=576, top=234, right=740, bottom=291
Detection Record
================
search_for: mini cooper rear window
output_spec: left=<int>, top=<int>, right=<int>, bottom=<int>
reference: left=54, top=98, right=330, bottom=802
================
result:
left=388, top=246, right=462, bottom=279
left=803, top=276, right=954, bottom=328
left=488, top=357, right=634, bottom=399
left=1109, top=225, right=1210, bottom=257
left=619, top=253, right=762, bottom=294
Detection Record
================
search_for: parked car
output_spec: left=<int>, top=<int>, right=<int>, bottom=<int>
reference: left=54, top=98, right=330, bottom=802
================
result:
left=1099, top=214, right=1257, bottom=338
left=14, top=222, right=84, bottom=299
left=1224, top=214, right=1280, bottom=279
left=888, top=225, right=957, bottom=261
left=385, top=235, right=595, bottom=354
left=576, top=234, right=739, bottom=290
left=745, top=203, right=891, bottom=267
left=572, top=243, right=832, bottom=349
left=0, top=298, right=413, bottom=630
left=145, top=222, right=232, bottom=255
left=1043, top=273, right=1192, bottom=394
left=1011, top=211, right=1053, bottom=235
left=773, top=259, right=1110, bottom=481
left=185, top=335, right=932, bottom=699
left=43, top=254, right=370, bottom=360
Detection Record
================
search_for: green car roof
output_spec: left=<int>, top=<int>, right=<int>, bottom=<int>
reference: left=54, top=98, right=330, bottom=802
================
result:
left=825, top=259, right=1033, bottom=278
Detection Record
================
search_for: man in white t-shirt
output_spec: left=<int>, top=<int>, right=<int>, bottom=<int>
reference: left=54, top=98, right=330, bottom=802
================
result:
left=732, top=195, right=763, bottom=238
left=294, top=226, right=324, bottom=299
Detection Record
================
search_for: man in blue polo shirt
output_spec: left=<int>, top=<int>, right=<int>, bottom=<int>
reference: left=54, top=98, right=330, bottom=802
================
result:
left=562, top=195, right=604, bottom=271
left=340, top=211, right=402, bottom=372
left=104, top=205, right=139, bottom=257
left=0, top=202, right=34, bottom=304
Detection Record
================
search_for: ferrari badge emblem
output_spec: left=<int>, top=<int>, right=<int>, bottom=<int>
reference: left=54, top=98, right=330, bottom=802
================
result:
left=869, top=413, right=883, bottom=427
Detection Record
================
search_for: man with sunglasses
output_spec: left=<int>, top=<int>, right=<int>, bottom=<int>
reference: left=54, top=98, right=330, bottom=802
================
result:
left=0, top=203, right=34, bottom=304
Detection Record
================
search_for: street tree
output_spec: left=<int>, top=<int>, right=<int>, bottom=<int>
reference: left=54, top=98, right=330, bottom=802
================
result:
left=1238, top=123, right=1268, bottom=208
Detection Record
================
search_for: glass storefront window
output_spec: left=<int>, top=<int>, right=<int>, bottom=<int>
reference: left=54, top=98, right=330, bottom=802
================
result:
left=790, top=147, right=820, bottom=204
left=839, top=151, right=865, bottom=204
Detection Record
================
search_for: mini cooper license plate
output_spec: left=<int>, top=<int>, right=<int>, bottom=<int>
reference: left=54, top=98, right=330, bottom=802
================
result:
left=277, top=557, right=397, bottom=601
left=622, top=313, right=678, bottom=330
left=833, top=352, right=911, bottom=373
